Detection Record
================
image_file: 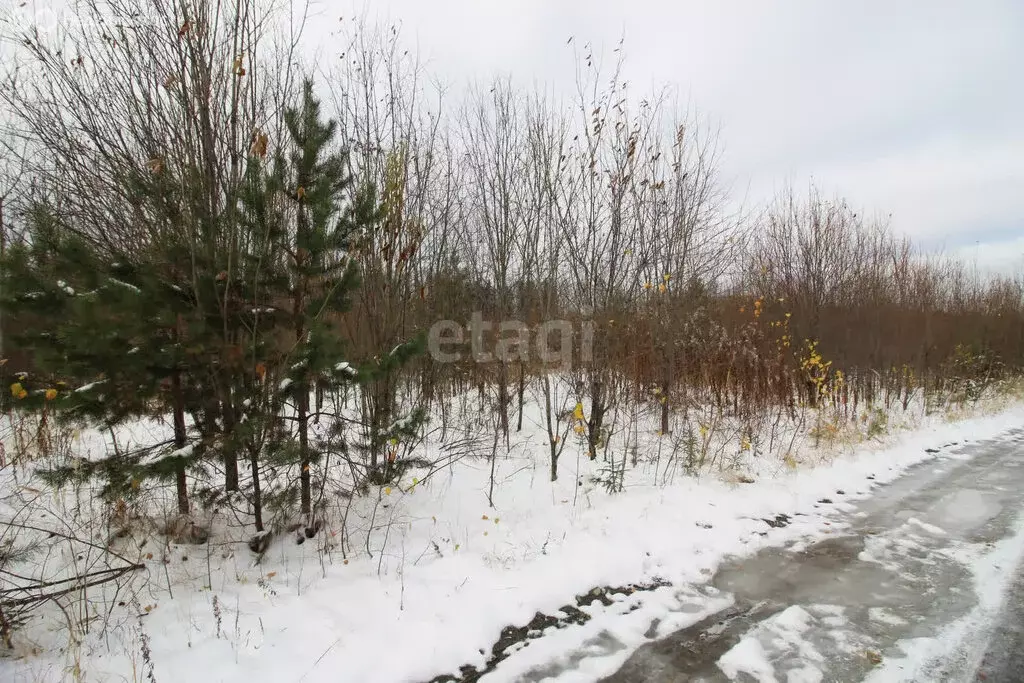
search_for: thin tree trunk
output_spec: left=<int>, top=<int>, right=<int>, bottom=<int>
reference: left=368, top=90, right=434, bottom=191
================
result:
left=660, top=342, right=674, bottom=434
left=299, top=387, right=311, bottom=516
left=250, top=444, right=263, bottom=532
left=588, top=379, right=605, bottom=461
left=543, top=376, right=559, bottom=481
left=220, top=381, right=240, bottom=492
left=487, top=424, right=499, bottom=507
left=295, top=280, right=311, bottom=516
left=516, top=361, right=526, bottom=432
left=660, top=381, right=671, bottom=435
left=170, top=369, right=190, bottom=515
left=497, top=364, right=510, bottom=447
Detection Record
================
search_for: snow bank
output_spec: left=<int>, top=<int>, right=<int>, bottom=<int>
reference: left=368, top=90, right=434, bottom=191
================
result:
left=2, top=399, right=1023, bottom=683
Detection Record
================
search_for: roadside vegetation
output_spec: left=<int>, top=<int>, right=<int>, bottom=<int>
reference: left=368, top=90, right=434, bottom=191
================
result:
left=0, top=1, right=1021, bottom=669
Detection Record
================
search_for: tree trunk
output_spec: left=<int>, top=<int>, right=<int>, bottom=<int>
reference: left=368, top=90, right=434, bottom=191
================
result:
left=516, top=361, right=526, bottom=432
left=298, top=384, right=311, bottom=516
left=294, top=275, right=311, bottom=516
left=543, top=376, right=559, bottom=481
left=588, top=378, right=605, bottom=461
left=250, top=445, right=263, bottom=532
left=170, top=370, right=190, bottom=515
left=220, top=385, right=240, bottom=492
left=497, top=364, right=510, bottom=447
left=660, top=343, right=674, bottom=434
left=660, top=382, right=670, bottom=435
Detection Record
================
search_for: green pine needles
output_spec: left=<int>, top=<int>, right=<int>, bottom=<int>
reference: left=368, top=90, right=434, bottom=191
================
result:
left=0, top=78, right=427, bottom=536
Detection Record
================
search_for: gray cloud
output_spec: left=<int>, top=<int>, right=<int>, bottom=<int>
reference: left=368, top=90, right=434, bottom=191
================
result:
left=10, top=1, right=1019, bottom=268
left=318, top=0, right=1023, bottom=270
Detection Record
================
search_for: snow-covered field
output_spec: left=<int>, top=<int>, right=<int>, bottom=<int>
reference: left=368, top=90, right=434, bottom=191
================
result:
left=2, top=391, right=1024, bottom=683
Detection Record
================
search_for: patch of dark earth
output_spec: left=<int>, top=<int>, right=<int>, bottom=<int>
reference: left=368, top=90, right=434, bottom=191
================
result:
left=425, top=510, right=803, bottom=683
left=424, top=578, right=671, bottom=683
left=762, top=513, right=791, bottom=528
left=425, top=443, right=964, bottom=683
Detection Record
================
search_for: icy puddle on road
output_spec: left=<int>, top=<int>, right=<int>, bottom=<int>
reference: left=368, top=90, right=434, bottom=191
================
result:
left=504, top=428, right=1024, bottom=683
left=604, top=430, right=1024, bottom=683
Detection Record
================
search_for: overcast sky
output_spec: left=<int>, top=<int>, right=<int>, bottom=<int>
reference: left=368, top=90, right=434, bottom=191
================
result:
left=314, top=0, right=1024, bottom=273
left=4, top=1, right=1021, bottom=271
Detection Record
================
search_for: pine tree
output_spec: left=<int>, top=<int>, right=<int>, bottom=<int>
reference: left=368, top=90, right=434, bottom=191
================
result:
left=1, top=79, right=429, bottom=540
left=0, top=205, right=205, bottom=514
left=250, top=79, right=427, bottom=525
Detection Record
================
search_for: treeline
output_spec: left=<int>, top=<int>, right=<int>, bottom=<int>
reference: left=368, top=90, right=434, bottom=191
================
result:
left=1, top=1, right=1021, bottom=532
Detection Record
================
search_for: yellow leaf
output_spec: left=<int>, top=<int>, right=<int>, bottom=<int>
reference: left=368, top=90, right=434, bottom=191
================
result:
left=45, top=388, right=57, bottom=400
left=481, top=514, right=489, bottom=520
left=296, top=186, right=306, bottom=200
left=250, top=131, right=268, bottom=158
left=10, top=382, right=23, bottom=397
left=384, top=487, right=392, bottom=495
left=573, top=402, right=585, bottom=421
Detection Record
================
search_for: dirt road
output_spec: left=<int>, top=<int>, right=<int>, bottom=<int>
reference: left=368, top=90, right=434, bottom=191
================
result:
left=602, top=427, right=1024, bottom=682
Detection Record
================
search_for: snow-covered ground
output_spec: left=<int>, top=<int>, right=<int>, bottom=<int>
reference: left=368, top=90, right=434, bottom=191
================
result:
left=2, top=392, right=1024, bottom=683
left=602, top=420, right=1024, bottom=683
